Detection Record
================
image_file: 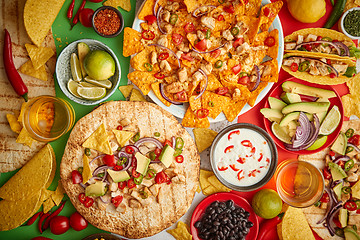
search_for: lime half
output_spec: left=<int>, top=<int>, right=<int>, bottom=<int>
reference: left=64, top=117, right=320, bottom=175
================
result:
left=319, top=105, right=341, bottom=136
left=271, top=122, right=292, bottom=144
left=84, top=76, right=112, bottom=89
left=67, top=79, right=81, bottom=98
left=77, top=87, right=106, bottom=100
left=70, top=52, right=82, bottom=82
left=307, top=135, right=328, bottom=150
left=252, top=189, right=282, bottom=219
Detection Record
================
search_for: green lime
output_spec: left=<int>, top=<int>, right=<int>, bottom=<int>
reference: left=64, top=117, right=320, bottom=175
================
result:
left=252, top=189, right=282, bottom=219
left=84, top=76, right=112, bottom=89
left=83, top=50, right=115, bottom=80
left=80, top=81, right=97, bottom=88
left=77, top=42, right=90, bottom=77
left=306, top=135, right=328, bottom=150
left=77, top=87, right=106, bottom=100
left=67, top=79, right=81, bottom=98
left=70, top=52, right=82, bottom=82
left=271, top=122, right=292, bottom=144
left=319, top=105, right=341, bottom=135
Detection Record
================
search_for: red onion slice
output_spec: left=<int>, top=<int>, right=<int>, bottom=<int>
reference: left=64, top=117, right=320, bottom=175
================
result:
left=192, top=43, right=225, bottom=54
left=292, top=112, right=311, bottom=148
left=324, top=201, right=343, bottom=236
left=317, top=188, right=334, bottom=224
left=192, top=5, right=216, bottom=17
left=286, top=56, right=339, bottom=78
left=93, top=165, right=111, bottom=177
left=160, top=83, right=184, bottom=105
left=156, top=6, right=167, bottom=35
left=334, top=155, right=350, bottom=164
left=118, top=151, right=132, bottom=171
left=134, top=137, right=163, bottom=149
left=79, top=183, right=88, bottom=189
left=347, top=143, right=360, bottom=153
left=250, top=65, right=260, bottom=92
left=153, top=0, right=159, bottom=16
left=303, top=114, right=320, bottom=148
left=148, top=44, right=181, bottom=68
left=194, top=69, right=208, bottom=100
left=299, top=94, right=318, bottom=102
left=90, top=154, right=105, bottom=164
left=171, top=136, right=176, bottom=149
left=333, top=41, right=350, bottom=56
left=295, top=40, right=342, bottom=56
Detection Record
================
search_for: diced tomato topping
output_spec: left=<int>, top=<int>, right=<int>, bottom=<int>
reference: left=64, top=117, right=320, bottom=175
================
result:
left=103, top=155, right=116, bottom=167
left=215, top=87, right=229, bottom=95
left=154, top=72, right=165, bottom=79
left=175, top=155, right=184, bottom=163
left=323, top=167, right=332, bottom=180
left=163, top=139, right=172, bottom=147
left=155, top=171, right=170, bottom=184
left=238, top=76, right=250, bottom=85
left=158, top=52, right=169, bottom=61
left=349, top=134, right=360, bottom=146
left=116, top=125, right=123, bottom=130
left=229, top=164, right=239, bottom=171
left=329, top=73, right=336, bottom=78
left=194, top=39, right=207, bottom=52
left=142, top=30, right=155, bottom=40
left=78, top=193, right=86, bottom=204
left=304, top=44, right=312, bottom=51
left=196, top=108, right=209, bottom=118
left=125, top=146, right=135, bottom=154
left=237, top=157, right=246, bottom=164
left=329, top=150, right=336, bottom=156
left=314, top=36, right=322, bottom=47
left=333, top=216, right=342, bottom=228
left=127, top=179, right=136, bottom=189
left=217, top=15, right=224, bottom=21
left=241, top=140, right=253, bottom=148
left=326, top=59, right=331, bottom=65
left=84, top=197, right=94, bottom=208
left=264, top=36, right=275, bottom=47
left=290, top=62, right=298, bottom=72
left=228, top=130, right=240, bottom=140
left=210, top=49, right=221, bottom=58
left=132, top=168, right=141, bottom=178
left=174, top=90, right=188, bottom=101
left=172, top=33, right=184, bottom=45
left=338, top=160, right=345, bottom=169
left=113, top=165, right=123, bottom=171
left=320, top=192, right=330, bottom=203
left=345, top=201, right=357, bottom=211
left=118, top=181, right=127, bottom=190
left=144, top=15, right=157, bottom=25
left=233, top=37, right=244, bottom=48
left=181, top=52, right=195, bottom=61
left=218, top=166, right=228, bottom=171
left=232, top=64, right=242, bottom=75
left=72, top=170, right=83, bottom=184
left=224, top=145, right=234, bottom=153
left=243, top=0, right=249, bottom=4
left=224, top=5, right=235, bottom=14
left=258, top=153, right=264, bottom=162
left=154, top=147, right=162, bottom=156
left=111, top=195, right=123, bottom=207
left=184, top=22, right=195, bottom=33
left=263, top=7, right=275, bottom=18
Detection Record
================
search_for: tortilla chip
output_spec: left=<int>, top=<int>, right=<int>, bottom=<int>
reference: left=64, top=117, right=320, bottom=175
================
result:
left=19, top=60, right=48, bottom=81
left=123, top=27, right=144, bottom=57
left=0, top=144, right=53, bottom=201
left=341, top=94, right=360, bottom=118
left=206, top=74, right=223, bottom=91
left=128, top=71, right=157, bottom=95
left=189, top=96, right=202, bottom=112
left=112, top=130, right=136, bottom=147
left=260, top=59, right=279, bottom=82
left=151, top=82, right=171, bottom=107
left=42, top=197, right=55, bottom=213
left=45, top=147, right=56, bottom=189
left=82, top=123, right=113, bottom=155
left=40, top=189, right=54, bottom=203
left=25, top=44, right=54, bottom=70
left=202, top=185, right=218, bottom=196
left=243, top=0, right=262, bottom=16
left=82, top=154, right=92, bottom=184
left=207, top=175, right=231, bottom=192
left=281, top=206, right=315, bottom=240
left=182, top=107, right=210, bottom=128
left=167, top=221, right=192, bottom=240
left=104, top=0, right=131, bottom=11
left=199, top=169, right=213, bottom=190
left=138, top=0, right=165, bottom=20
left=130, top=46, right=157, bottom=72
left=346, top=77, right=360, bottom=95
left=51, top=181, right=65, bottom=206
left=119, top=85, right=133, bottom=98
left=193, top=128, right=218, bottom=153
left=267, top=29, right=279, bottom=60
left=236, top=15, right=261, bottom=43
left=16, top=127, right=36, bottom=147
left=223, top=100, right=247, bottom=122
left=129, top=89, right=147, bottom=102
left=6, top=113, right=22, bottom=134
left=248, top=82, right=268, bottom=107
left=201, top=91, right=230, bottom=119
left=259, top=1, right=283, bottom=32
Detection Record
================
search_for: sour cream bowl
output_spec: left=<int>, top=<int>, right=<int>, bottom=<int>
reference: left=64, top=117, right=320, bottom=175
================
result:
left=210, top=123, right=278, bottom=192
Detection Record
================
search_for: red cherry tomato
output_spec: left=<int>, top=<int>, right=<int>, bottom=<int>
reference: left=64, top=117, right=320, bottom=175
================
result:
left=224, top=5, right=235, bottom=13
left=155, top=171, right=170, bottom=184
left=290, top=62, right=298, bottom=72
left=83, top=197, right=94, bottom=208
left=238, top=76, right=250, bottom=85
left=349, top=135, right=360, bottom=146
left=69, top=212, right=88, bottom=231
left=320, top=192, right=329, bottom=203
left=175, top=155, right=184, bottom=163
left=345, top=201, right=357, bottom=211
left=233, top=38, right=244, bottom=48
left=338, top=160, right=345, bottom=169
left=215, top=87, right=229, bottom=95
left=323, top=168, right=332, bottom=180
left=88, top=0, right=103, bottom=2
left=210, top=49, right=221, bottom=58
left=264, top=36, right=275, bottom=47
left=196, top=108, right=210, bottom=118
left=174, top=90, right=188, bottom=101
left=127, top=178, right=136, bottom=189
left=111, top=195, right=124, bottom=207
left=116, top=125, right=123, bottom=130
left=232, top=64, right=242, bottom=75
left=154, top=147, right=162, bottom=156
left=71, top=170, right=82, bottom=184
left=181, top=52, right=194, bottom=61
left=144, top=15, right=157, bottom=25
left=132, top=168, right=141, bottom=178
left=50, top=216, right=70, bottom=235
left=118, top=181, right=127, bottom=190
left=304, top=44, right=312, bottom=51
left=263, top=7, right=274, bottom=18
left=103, top=155, right=116, bottom=167
left=194, top=39, right=207, bottom=52
left=125, top=146, right=135, bottom=154
left=79, top=8, right=94, bottom=28
left=78, top=193, right=86, bottom=204
left=184, top=23, right=195, bottom=33
left=329, top=73, right=336, bottom=78
left=172, top=33, right=183, bottom=45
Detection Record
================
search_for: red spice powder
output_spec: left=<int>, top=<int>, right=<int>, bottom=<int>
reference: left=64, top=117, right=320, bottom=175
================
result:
left=94, top=9, right=121, bottom=35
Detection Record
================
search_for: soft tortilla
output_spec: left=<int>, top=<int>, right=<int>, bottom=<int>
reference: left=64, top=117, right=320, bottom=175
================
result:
left=60, top=101, right=200, bottom=239
left=299, top=119, right=360, bottom=240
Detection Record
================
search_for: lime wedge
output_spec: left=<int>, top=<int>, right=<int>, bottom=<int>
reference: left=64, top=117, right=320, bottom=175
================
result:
left=70, top=52, right=82, bottom=82
left=319, top=105, right=341, bottom=135
left=77, top=87, right=106, bottom=100
left=77, top=42, right=90, bottom=77
left=84, top=76, right=112, bottom=89
left=307, top=135, right=328, bottom=150
left=80, top=81, right=97, bottom=88
left=67, top=79, right=81, bottom=98
left=271, top=122, right=292, bottom=144
left=331, top=132, right=347, bottom=155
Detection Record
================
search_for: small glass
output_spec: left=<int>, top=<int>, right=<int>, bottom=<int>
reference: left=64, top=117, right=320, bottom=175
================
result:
left=275, top=160, right=324, bottom=208
left=22, top=96, right=75, bottom=142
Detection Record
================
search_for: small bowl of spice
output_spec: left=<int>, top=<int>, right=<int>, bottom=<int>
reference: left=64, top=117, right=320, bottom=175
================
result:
left=339, top=7, right=360, bottom=40
left=92, top=6, right=124, bottom=38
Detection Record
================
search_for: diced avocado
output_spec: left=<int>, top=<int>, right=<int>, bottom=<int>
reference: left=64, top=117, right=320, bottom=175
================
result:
left=77, top=42, right=90, bottom=77
left=268, top=97, right=287, bottom=110
left=344, top=226, right=360, bottom=240
left=281, top=102, right=330, bottom=115
left=135, top=152, right=151, bottom=175
left=333, top=181, right=343, bottom=201
left=279, top=112, right=313, bottom=127
left=328, top=162, right=348, bottom=181
left=280, top=92, right=302, bottom=104
left=351, top=180, right=360, bottom=199
left=282, top=81, right=336, bottom=99
left=85, top=181, right=106, bottom=196
left=339, top=208, right=348, bottom=228
left=316, top=111, right=328, bottom=124
left=331, top=132, right=347, bottom=155
left=107, top=169, right=130, bottom=183
left=159, top=144, right=175, bottom=168
left=260, top=108, right=283, bottom=123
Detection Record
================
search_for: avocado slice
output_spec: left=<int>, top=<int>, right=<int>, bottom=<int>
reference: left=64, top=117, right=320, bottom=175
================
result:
left=328, top=162, right=347, bottom=181
left=85, top=181, right=106, bottom=196
left=279, top=112, right=313, bottom=127
left=281, top=102, right=330, bottom=115
left=268, top=97, right=287, bottom=110
left=159, top=144, right=175, bottom=168
left=333, top=181, right=343, bottom=201
left=107, top=169, right=130, bottom=183
left=280, top=92, right=302, bottom=104
left=339, top=209, right=348, bottom=228
left=352, top=180, right=360, bottom=199
left=260, top=108, right=283, bottom=123
left=331, top=132, right=347, bottom=155
left=77, top=42, right=90, bottom=77
left=344, top=226, right=360, bottom=240
left=135, top=152, right=151, bottom=175
left=282, top=81, right=336, bottom=99
left=316, top=111, right=328, bottom=124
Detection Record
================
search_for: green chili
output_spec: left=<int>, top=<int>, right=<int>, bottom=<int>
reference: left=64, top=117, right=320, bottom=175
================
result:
left=145, top=169, right=156, bottom=180
left=297, top=46, right=307, bottom=52
left=208, top=101, right=214, bottom=107
left=231, top=27, right=239, bottom=36
left=133, top=132, right=140, bottom=142
left=85, top=148, right=91, bottom=156
left=346, top=128, right=355, bottom=139
left=134, top=175, right=143, bottom=185
left=321, top=37, right=332, bottom=47
left=154, top=132, right=160, bottom=137
left=345, top=159, right=355, bottom=171
left=173, top=148, right=183, bottom=157
left=175, top=137, right=184, bottom=150
left=169, top=13, right=178, bottom=25
left=327, top=67, right=332, bottom=73
left=218, top=0, right=225, bottom=3
left=355, top=200, right=360, bottom=209
left=149, top=151, right=157, bottom=161
left=118, top=156, right=127, bottom=166
left=298, top=61, right=310, bottom=72
left=314, top=201, right=321, bottom=207
left=346, top=146, right=354, bottom=154
left=239, top=72, right=248, bottom=77
left=342, top=186, right=352, bottom=194
left=214, top=60, right=223, bottom=68
left=77, top=167, right=83, bottom=174
left=205, top=29, right=211, bottom=39
left=144, top=63, right=153, bottom=72
left=139, top=190, right=148, bottom=199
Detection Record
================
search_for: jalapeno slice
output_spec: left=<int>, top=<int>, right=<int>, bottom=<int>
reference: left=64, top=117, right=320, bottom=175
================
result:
left=346, top=128, right=355, bottom=139
left=139, top=190, right=149, bottom=199
left=342, top=186, right=352, bottom=194
left=154, top=132, right=160, bottom=137
left=298, top=61, right=310, bottom=72
left=97, top=172, right=105, bottom=178
left=175, top=137, right=184, bottom=150
left=214, top=60, right=223, bottom=68
left=85, top=148, right=91, bottom=156
left=77, top=167, right=83, bottom=174
left=134, top=175, right=143, bottom=185
left=169, top=13, right=178, bottom=25
left=205, top=29, right=211, bottom=39
left=345, top=159, right=355, bottom=171
left=118, top=156, right=127, bottom=166
left=149, top=151, right=157, bottom=161
left=174, top=148, right=183, bottom=157
left=231, top=27, right=239, bottom=36
left=143, top=63, right=153, bottom=72
left=145, top=169, right=156, bottom=179
left=208, top=101, right=214, bottom=107
left=346, top=146, right=354, bottom=154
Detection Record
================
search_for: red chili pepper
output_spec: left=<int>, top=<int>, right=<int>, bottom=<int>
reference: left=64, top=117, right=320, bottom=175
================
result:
left=196, top=108, right=209, bottom=119
left=42, top=201, right=66, bottom=231
left=142, top=30, right=156, bottom=40
left=26, top=212, right=43, bottom=226
left=3, top=29, right=28, bottom=101
left=67, top=0, right=76, bottom=22
left=237, top=157, right=246, bottom=164
left=257, top=213, right=284, bottom=240
left=71, top=0, right=86, bottom=30
left=218, top=166, right=228, bottom=171
left=224, top=145, right=234, bottom=153
left=258, top=152, right=263, bottom=162
left=237, top=170, right=244, bottom=181
left=241, top=140, right=253, bottom=148
left=229, top=164, right=239, bottom=171
left=154, top=72, right=165, bottom=79
left=38, top=212, right=51, bottom=234
left=228, top=130, right=240, bottom=140
left=345, top=201, right=357, bottom=211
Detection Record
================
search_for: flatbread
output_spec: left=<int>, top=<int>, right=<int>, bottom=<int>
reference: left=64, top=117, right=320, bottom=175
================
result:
left=60, top=101, right=200, bottom=239
left=0, top=0, right=56, bottom=173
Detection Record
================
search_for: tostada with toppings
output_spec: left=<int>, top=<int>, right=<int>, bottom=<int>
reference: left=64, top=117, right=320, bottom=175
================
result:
left=60, top=101, right=200, bottom=239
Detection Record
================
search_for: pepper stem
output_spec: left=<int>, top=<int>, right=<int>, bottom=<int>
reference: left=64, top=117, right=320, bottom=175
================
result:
left=22, top=93, right=28, bottom=102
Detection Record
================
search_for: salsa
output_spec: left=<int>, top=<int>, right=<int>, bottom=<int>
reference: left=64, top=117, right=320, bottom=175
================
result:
left=93, top=8, right=121, bottom=36
left=344, top=10, right=360, bottom=37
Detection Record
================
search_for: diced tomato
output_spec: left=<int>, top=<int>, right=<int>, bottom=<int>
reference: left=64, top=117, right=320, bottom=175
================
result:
left=144, top=15, right=157, bottom=25
left=224, top=5, right=235, bottom=13
left=72, top=170, right=82, bottom=184
left=181, top=52, right=195, bottom=61
left=83, top=197, right=94, bottom=208
left=229, top=164, right=239, bottom=171
left=131, top=156, right=137, bottom=169
left=118, top=181, right=127, bottom=190
left=232, top=64, right=242, bottom=75
left=172, top=33, right=184, bottom=45
left=338, top=160, right=345, bottom=169
left=263, top=7, right=275, bottom=18
left=345, top=201, right=357, bottom=211
left=154, top=147, right=162, bottom=156
left=194, top=39, right=207, bottom=52
left=184, top=22, right=195, bottom=33
left=304, top=44, right=312, bottom=51
left=329, top=73, right=336, bottom=78
left=215, top=87, right=229, bottom=95
left=320, top=192, right=329, bottom=203
left=175, top=155, right=184, bottom=163
left=196, top=108, right=209, bottom=118
left=127, top=179, right=136, bottom=189
left=243, top=0, right=249, bottom=4
left=210, top=49, right=221, bottom=58
left=111, top=195, right=123, bottom=207
left=155, top=171, right=170, bottom=184
left=228, top=130, right=240, bottom=140
left=329, top=150, right=336, bottom=157
left=233, top=37, right=244, bottom=48
left=323, top=168, right=332, bottom=180
left=326, top=59, right=331, bottom=65
left=132, top=168, right=141, bottom=178
left=116, top=125, right=123, bottom=130
left=333, top=216, right=342, bottom=228
left=158, top=52, right=169, bottom=61
left=349, top=134, right=360, bottom=146
left=103, top=155, right=116, bottom=167
left=113, top=165, right=123, bottom=171
left=174, top=90, right=188, bottom=101
left=217, top=14, right=224, bottom=21
left=142, top=30, right=155, bottom=40
left=264, top=36, right=275, bottom=47
left=238, top=76, right=250, bottom=85
left=78, top=193, right=86, bottom=204
left=241, top=140, right=253, bottom=148
left=163, top=139, right=172, bottom=147
left=224, top=145, right=234, bottom=153
left=314, top=36, right=322, bottom=47
left=125, top=146, right=135, bottom=154
left=154, top=72, right=165, bottom=79
left=218, top=166, right=228, bottom=171
left=290, top=62, right=298, bottom=72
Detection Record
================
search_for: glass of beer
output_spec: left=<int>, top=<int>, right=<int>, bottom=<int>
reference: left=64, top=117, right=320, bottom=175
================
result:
left=22, top=96, right=75, bottom=142
left=275, top=160, right=324, bottom=208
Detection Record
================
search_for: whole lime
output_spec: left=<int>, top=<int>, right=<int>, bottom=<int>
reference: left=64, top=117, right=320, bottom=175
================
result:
left=252, top=189, right=282, bottom=219
left=83, top=50, right=115, bottom=80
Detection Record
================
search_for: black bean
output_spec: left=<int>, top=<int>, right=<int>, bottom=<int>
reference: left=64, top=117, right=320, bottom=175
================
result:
left=213, top=221, right=220, bottom=226
left=194, top=221, right=202, bottom=228
left=246, top=221, right=254, bottom=228
left=244, top=211, right=250, bottom=218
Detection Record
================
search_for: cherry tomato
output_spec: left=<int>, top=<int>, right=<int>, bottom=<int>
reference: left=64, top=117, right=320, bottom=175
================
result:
left=127, top=179, right=136, bottom=189
left=103, top=155, right=116, bottom=167
left=263, top=7, right=274, bottom=18
left=175, top=155, right=184, bottom=163
left=88, top=0, right=103, bottom=2
left=132, top=168, right=141, bottom=178
left=320, top=192, right=329, bottom=203
left=196, top=108, right=209, bottom=118
left=184, top=22, right=195, bottom=33
left=217, top=15, right=224, bottom=21
left=174, top=90, right=188, bottom=101
left=155, top=171, right=170, bottom=184
left=233, top=37, right=244, bottom=48
left=69, top=212, right=88, bottom=231
left=118, top=181, right=127, bottom=190
left=232, top=64, right=242, bottom=75
left=224, top=5, right=235, bottom=13
left=163, top=139, right=172, bottom=147
left=290, top=62, right=298, bottom=72
left=116, top=125, right=123, bottom=130
left=172, top=33, right=183, bottom=45
left=338, top=160, right=345, bottom=169
left=238, top=76, right=250, bottom=85
left=50, top=216, right=70, bottom=235
left=304, top=44, right=312, bottom=51
left=264, top=36, right=275, bottom=47
left=78, top=193, right=86, bottom=204
left=142, top=30, right=155, bottom=40
left=154, top=72, right=165, bottom=79
left=111, top=195, right=123, bottom=208
left=329, top=73, right=336, bottom=78
left=125, top=146, right=135, bottom=154
left=71, top=170, right=82, bottom=184
left=144, top=15, right=157, bottom=25
left=83, top=197, right=94, bottom=208
left=345, top=201, right=357, bottom=211
left=181, top=52, right=194, bottom=61
left=194, top=39, right=207, bottom=51
left=158, top=52, right=169, bottom=61
left=113, top=165, right=123, bottom=171
left=154, top=147, right=162, bottom=155
left=79, top=8, right=94, bottom=28
left=323, top=168, right=332, bottom=180
left=215, top=87, right=229, bottom=95
left=349, top=134, right=360, bottom=146
left=210, top=49, right=221, bottom=58
left=329, top=150, right=336, bottom=156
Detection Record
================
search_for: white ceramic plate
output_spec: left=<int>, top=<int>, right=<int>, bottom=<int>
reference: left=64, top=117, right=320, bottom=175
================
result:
left=131, top=0, right=284, bottom=122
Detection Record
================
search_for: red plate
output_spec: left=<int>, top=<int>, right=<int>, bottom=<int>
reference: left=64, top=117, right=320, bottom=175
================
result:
left=190, top=192, right=259, bottom=240
left=263, top=77, right=344, bottom=155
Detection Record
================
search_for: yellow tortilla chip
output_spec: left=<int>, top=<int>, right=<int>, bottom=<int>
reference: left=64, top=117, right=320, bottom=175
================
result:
left=151, top=82, right=171, bottom=107
left=0, top=144, right=53, bottom=201
left=281, top=206, right=315, bottom=240
left=189, top=96, right=202, bottom=112
left=243, top=0, right=262, bottom=16
left=205, top=74, right=223, bottom=91
left=223, top=100, right=247, bottom=122
left=45, top=147, right=56, bottom=189
left=82, top=154, right=92, bottom=184
left=25, top=44, right=54, bottom=70
left=193, top=128, right=218, bottom=153
left=341, top=94, right=360, bottom=118
left=260, top=59, right=279, bottom=82
left=16, top=127, right=36, bottom=147
left=181, top=107, right=210, bottom=128
left=19, top=60, right=48, bottom=81
left=42, top=197, right=55, bottom=213
left=119, top=85, right=134, bottom=98
left=248, top=82, right=268, bottom=107
left=104, top=0, right=131, bottom=11
left=6, top=113, right=22, bottom=134
left=259, top=1, right=283, bottom=32
left=51, top=181, right=65, bottom=206
left=167, top=221, right=192, bottom=240
left=123, top=27, right=144, bottom=57
left=138, top=0, right=165, bottom=20
left=202, top=184, right=218, bottom=196
left=112, top=130, right=136, bottom=147
left=82, top=123, right=113, bottom=155
left=207, top=175, right=231, bottom=192
left=267, top=29, right=279, bottom=60
left=199, top=169, right=214, bottom=191
left=201, top=91, right=230, bottom=119
left=128, top=71, right=157, bottom=95
left=129, top=89, right=147, bottom=102
left=236, top=15, right=261, bottom=43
